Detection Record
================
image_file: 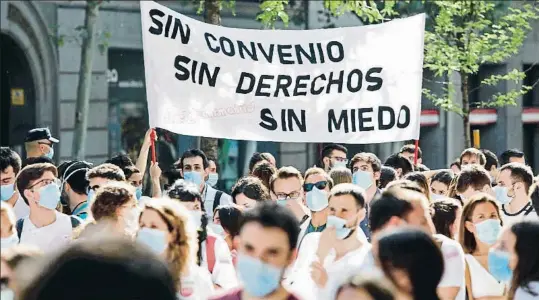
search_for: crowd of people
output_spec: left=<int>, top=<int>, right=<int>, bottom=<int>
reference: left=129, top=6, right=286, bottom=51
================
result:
left=1, top=127, right=539, bottom=300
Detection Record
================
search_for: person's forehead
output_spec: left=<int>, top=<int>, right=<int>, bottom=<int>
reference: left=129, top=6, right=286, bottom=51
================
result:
left=330, top=149, right=347, bottom=158
left=89, top=177, right=110, bottom=185
left=498, top=169, right=512, bottom=181
left=329, top=194, right=356, bottom=206
left=472, top=202, right=497, bottom=215
left=1, top=166, right=15, bottom=176
left=141, top=208, right=163, bottom=222
left=183, top=156, right=203, bottom=165
left=129, top=173, right=143, bottom=181
left=240, top=222, right=290, bottom=249
left=431, top=181, right=447, bottom=189
left=353, top=160, right=371, bottom=168
left=208, top=160, right=217, bottom=168
left=305, top=173, right=326, bottom=184
left=462, top=154, right=478, bottom=161
left=273, top=177, right=301, bottom=191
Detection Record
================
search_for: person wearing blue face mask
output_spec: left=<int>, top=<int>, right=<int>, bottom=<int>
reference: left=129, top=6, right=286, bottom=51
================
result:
left=211, top=202, right=301, bottom=300
left=493, top=220, right=539, bottom=300
left=495, top=163, right=536, bottom=224
left=176, top=149, right=232, bottom=220
left=319, top=144, right=349, bottom=173
left=58, top=160, right=93, bottom=220
left=459, top=193, right=507, bottom=299
left=0, top=147, right=29, bottom=220
left=350, top=152, right=382, bottom=242
left=23, top=128, right=59, bottom=160
left=124, top=165, right=144, bottom=200
left=206, top=159, right=219, bottom=187
left=15, top=163, right=80, bottom=253
left=298, top=168, right=334, bottom=244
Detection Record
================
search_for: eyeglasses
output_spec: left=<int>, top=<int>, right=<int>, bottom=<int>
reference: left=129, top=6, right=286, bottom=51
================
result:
left=330, top=156, right=348, bottom=164
left=304, top=181, right=328, bottom=192
left=28, top=178, right=60, bottom=190
left=275, top=191, right=301, bottom=201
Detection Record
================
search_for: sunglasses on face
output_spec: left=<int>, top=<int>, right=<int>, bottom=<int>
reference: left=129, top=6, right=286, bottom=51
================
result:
left=304, top=181, right=328, bottom=192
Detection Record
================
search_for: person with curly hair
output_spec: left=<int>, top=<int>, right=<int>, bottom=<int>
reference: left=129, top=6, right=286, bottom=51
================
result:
left=137, top=198, right=214, bottom=299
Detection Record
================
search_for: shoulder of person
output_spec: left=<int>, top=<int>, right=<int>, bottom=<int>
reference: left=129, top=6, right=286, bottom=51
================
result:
left=434, top=234, right=464, bottom=259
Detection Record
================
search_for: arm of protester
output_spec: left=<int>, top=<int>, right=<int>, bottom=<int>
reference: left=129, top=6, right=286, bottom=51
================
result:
left=150, top=162, right=162, bottom=198
left=310, top=260, right=328, bottom=288
left=136, top=129, right=156, bottom=176
left=437, top=237, right=465, bottom=300
left=211, top=235, right=239, bottom=289
left=316, top=227, right=336, bottom=263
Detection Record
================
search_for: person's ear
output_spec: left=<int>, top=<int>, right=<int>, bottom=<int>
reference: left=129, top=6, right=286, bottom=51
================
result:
left=323, top=157, right=329, bottom=167
left=179, top=169, right=184, bottom=178
left=233, top=235, right=240, bottom=250
left=64, top=182, right=72, bottom=194
left=356, top=207, right=366, bottom=225
left=23, top=189, right=34, bottom=203
left=465, top=221, right=475, bottom=234
left=287, top=248, right=298, bottom=267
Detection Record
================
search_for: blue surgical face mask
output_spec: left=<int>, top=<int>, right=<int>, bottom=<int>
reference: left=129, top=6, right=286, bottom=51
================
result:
left=474, top=219, right=502, bottom=245
left=207, top=173, right=219, bottom=187
left=137, top=227, right=168, bottom=255
left=332, top=161, right=347, bottom=169
left=0, top=184, right=15, bottom=201
left=87, top=189, right=95, bottom=205
left=44, top=147, right=54, bottom=159
left=430, top=193, right=445, bottom=202
left=276, top=199, right=287, bottom=206
left=327, top=215, right=352, bottom=240
left=0, top=289, right=14, bottom=300
left=188, top=210, right=203, bottom=229
left=135, top=186, right=143, bottom=200
left=306, top=187, right=328, bottom=212
left=488, top=249, right=513, bottom=282
left=353, top=170, right=373, bottom=190
left=183, top=171, right=203, bottom=186
left=1, top=233, right=19, bottom=249
left=236, top=253, right=283, bottom=297
left=493, top=186, right=512, bottom=205
left=38, top=183, right=61, bottom=210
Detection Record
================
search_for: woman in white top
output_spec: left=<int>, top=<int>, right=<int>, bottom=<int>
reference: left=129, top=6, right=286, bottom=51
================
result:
left=459, top=193, right=506, bottom=299
left=137, top=198, right=214, bottom=300
left=493, top=220, right=539, bottom=300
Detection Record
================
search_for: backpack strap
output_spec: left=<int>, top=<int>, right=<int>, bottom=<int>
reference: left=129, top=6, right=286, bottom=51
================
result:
left=16, top=218, right=24, bottom=240
left=212, top=190, right=223, bottom=213
left=465, top=258, right=474, bottom=300
left=206, top=235, right=217, bottom=274
left=70, top=215, right=82, bottom=228
left=524, top=203, right=534, bottom=216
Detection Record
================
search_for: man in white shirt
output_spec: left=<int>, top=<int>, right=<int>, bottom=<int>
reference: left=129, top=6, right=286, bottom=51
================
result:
left=270, top=166, right=310, bottom=225
left=496, top=163, right=537, bottom=224
left=367, top=183, right=465, bottom=300
left=175, top=149, right=232, bottom=219
left=15, top=163, right=74, bottom=253
left=0, top=147, right=30, bottom=219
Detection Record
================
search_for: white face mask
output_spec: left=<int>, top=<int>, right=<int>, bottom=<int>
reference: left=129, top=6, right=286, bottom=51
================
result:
left=188, top=210, right=203, bottom=229
left=1, top=233, right=19, bottom=249
left=207, top=173, right=219, bottom=187
left=208, top=223, right=225, bottom=237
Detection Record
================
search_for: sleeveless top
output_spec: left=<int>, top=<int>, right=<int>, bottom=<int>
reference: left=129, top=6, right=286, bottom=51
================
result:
left=465, top=254, right=505, bottom=298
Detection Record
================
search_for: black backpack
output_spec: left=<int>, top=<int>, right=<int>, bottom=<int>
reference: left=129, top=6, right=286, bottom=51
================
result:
left=212, top=190, right=224, bottom=213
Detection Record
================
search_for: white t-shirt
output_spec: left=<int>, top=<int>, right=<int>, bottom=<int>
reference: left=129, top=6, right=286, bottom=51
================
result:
left=501, top=202, right=537, bottom=225
left=13, top=195, right=30, bottom=219
left=19, top=211, right=73, bottom=253
left=465, top=254, right=505, bottom=298
left=202, top=185, right=233, bottom=219
left=200, top=233, right=238, bottom=289
left=435, top=234, right=466, bottom=300
left=177, top=264, right=215, bottom=300
left=515, top=281, right=539, bottom=300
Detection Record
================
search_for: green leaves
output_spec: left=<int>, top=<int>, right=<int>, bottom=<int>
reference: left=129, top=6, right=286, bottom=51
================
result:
left=257, top=0, right=289, bottom=29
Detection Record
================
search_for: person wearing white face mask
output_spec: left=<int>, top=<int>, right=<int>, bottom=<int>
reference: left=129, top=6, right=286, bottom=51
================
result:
left=166, top=180, right=238, bottom=290
left=320, top=144, right=349, bottom=172
left=494, top=163, right=536, bottom=224
left=137, top=198, right=214, bottom=300
left=0, top=147, right=29, bottom=219
left=459, top=194, right=507, bottom=299
left=285, top=184, right=370, bottom=300
left=15, top=163, right=79, bottom=253
left=57, top=161, right=93, bottom=220
left=206, top=159, right=219, bottom=187
left=350, top=152, right=382, bottom=242
left=298, top=168, right=333, bottom=244
left=0, top=202, right=18, bottom=249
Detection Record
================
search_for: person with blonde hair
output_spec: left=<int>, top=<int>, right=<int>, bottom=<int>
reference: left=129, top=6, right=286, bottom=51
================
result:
left=328, top=167, right=352, bottom=186
left=137, top=198, right=214, bottom=299
left=1, top=202, right=18, bottom=249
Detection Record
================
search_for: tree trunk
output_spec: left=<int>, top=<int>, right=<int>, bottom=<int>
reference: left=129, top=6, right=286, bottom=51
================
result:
left=460, top=72, right=472, bottom=148
left=199, top=0, right=221, bottom=160
left=72, top=1, right=101, bottom=160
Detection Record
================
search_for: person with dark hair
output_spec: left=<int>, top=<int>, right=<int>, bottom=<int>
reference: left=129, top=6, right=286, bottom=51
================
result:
left=368, top=186, right=465, bottom=300
left=212, top=205, right=243, bottom=264
left=270, top=166, right=310, bottom=224
left=481, top=149, right=499, bottom=184
left=403, top=172, right=431, bottom=201
left=495, top=163, right=536, bottom=223
left=251, top=161, right=277, bottom=191
left=383, top=153, right=413, bottom=179
left=530, top=183, right=539, bottom=217
left=458, top=193, right=506, bottom=299
left=248, top=152, right=270, bottom=174
left=450, top=159, right=461, bottom=174
left=336, top=275, right=395, bottom=300
left=86, top=163, right=126, bottom=206
left=21, top=156, right=55, bottom=169
left=320, top=143, right=348, bottom=172
left=177, top=149, right=232, bottom=219
left=494, top=220, right=539, bottom=299
left=287, top=184, right=370, bottom=300
left=211, top=202, right=300, bottom=300
left=377, top=227, right=444, bottom=300
left=15, top=163, right=79, bottom=253
left=500, top=149, right=526, bottom=166
left=261, top=152, right=276, bottom=167
left=166, top=180, right=238, bottom=289
left=230, top=176, right=270, bottom=209
left=206, top=158, right=219, bottom=187
left=18, top=236, right=178, bottom=300
left=299, top=167, right=334, bottom=242
left=379, top=166, right=397, bottom=189
left=431, top=198, right=462, bottom=240
left=430, top=170, right=454, bottom=201
left=105, top=154, right=134, bottom=170
left=123, top=165, right=143, bottom=200
left=460, top=148, right=486, bottom=167
left=400, top=144, right=423, bottom=165
left=0, top=147, right=29, bottom=219
left=57, top=160, right=93, bottom=220
left=447, top=165, right=492, bottom=204
left=24, top=128, right=59, bottom=160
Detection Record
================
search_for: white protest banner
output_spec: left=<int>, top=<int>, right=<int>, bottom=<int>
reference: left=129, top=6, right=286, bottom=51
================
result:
left=140, top=1, right=425, bottom=144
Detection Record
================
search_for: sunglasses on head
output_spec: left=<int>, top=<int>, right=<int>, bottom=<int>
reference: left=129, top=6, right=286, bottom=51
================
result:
left=304, top=181, right=328, bottom=192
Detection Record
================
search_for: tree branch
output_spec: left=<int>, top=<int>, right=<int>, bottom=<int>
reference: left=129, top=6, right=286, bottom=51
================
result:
left=467, top=60, right=539, bottom=96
